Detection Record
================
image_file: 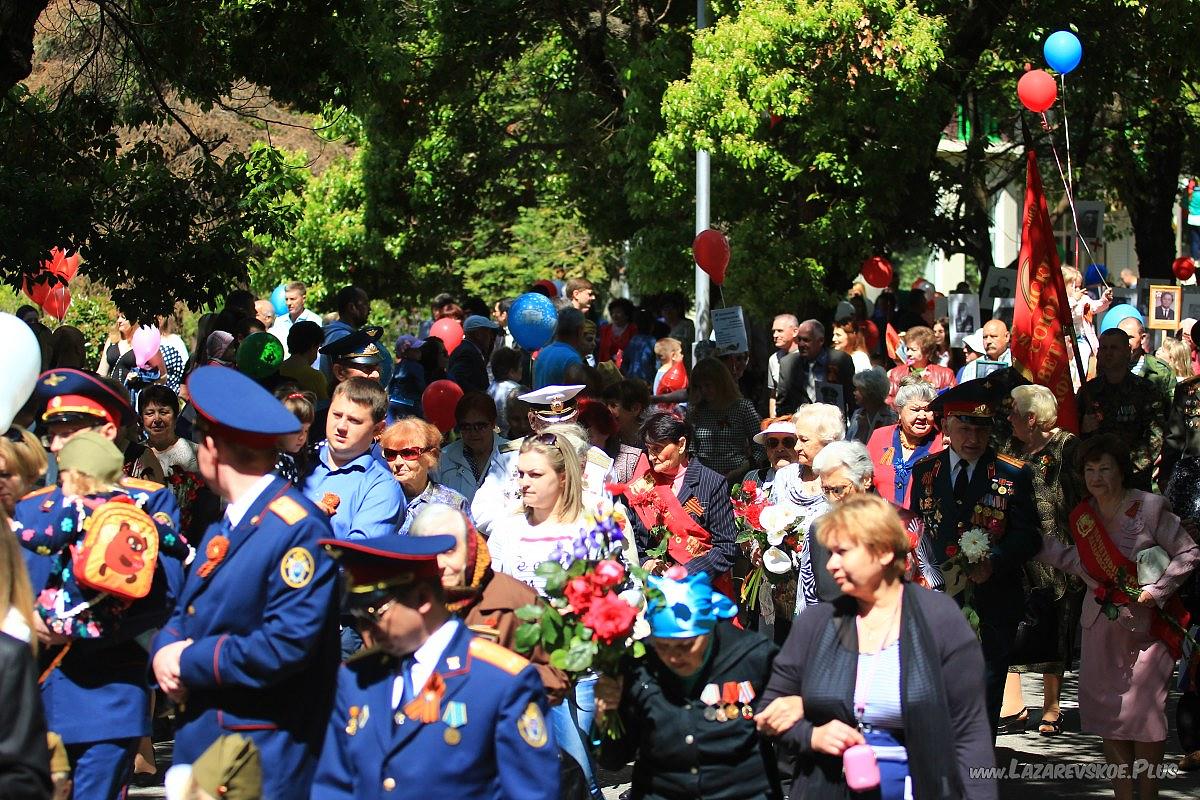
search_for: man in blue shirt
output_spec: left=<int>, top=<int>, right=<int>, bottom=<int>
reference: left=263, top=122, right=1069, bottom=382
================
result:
left=533, top=307, right=586, bottom=388
left=304, top=377, right=406, bottom=540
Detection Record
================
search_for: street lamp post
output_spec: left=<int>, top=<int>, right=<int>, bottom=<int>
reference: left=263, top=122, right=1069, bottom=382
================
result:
left=694, top=0, right=711, bottom=346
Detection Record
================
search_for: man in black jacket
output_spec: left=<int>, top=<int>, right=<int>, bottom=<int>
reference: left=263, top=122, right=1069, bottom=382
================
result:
left=776, top=320, right=855, bottom=417
left=447, top=315, right=500, bottom=393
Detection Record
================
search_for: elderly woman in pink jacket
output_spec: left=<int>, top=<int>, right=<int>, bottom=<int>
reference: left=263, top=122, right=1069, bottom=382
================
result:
left=1037, top=433, right=1200, bottom=800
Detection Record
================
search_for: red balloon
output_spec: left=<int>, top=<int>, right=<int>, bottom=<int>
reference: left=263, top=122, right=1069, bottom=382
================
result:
left=1017, top=70, right=1057, bottom=113
left=22, top=272, right=52, bottom=306
left=861, top=256, right=893, bottom=289
left=692, top=229, right=730, bottom=285
left=42, top=286, right=71, bottom=321
left=429, top=318, right=464, bottom=354
left=1174, top=257, right=1196, bottom=281
left=45, top=247, right=81, bottom=283
left=422, top=379, right=464, bottom=434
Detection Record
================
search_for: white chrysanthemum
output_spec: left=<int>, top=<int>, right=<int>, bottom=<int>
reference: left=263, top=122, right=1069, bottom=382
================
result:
left=763, top=546, right=792, bottom=575
left=959, top=528, right=991, bottom=563
left=631, top=615, right=652, bottom=641
left=760, top=505, right=799, bottom=534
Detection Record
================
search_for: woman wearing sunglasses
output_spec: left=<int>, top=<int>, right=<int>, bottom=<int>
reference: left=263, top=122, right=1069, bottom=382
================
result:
left=379, top=417, right=470, bottom=535
left=745, top=417, right=799, bottom=500
left=435, top=391, right=510, bottom=505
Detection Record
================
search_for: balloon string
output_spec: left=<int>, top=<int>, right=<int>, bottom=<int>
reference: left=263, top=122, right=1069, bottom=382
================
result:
left=1039, top=112, right=1110, bottom=289
left=1060, top=74, right=1077, bottom=269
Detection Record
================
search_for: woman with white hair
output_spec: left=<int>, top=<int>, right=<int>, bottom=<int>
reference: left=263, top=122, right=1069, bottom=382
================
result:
left=999, top=384, right=1084, bottom=736
left=867, top=377, right=942, bottom=509
left=761, top=404, right=845, bottom=639
left=797, top=441, right=935, bottom=612
left=845, top=367, right=897, bottom=444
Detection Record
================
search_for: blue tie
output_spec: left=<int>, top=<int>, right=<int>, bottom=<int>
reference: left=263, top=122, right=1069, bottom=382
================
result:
left=399, top=656, right=416, bottom=709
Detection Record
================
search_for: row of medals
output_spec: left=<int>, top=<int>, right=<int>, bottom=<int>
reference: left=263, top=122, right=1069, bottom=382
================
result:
left=701, top=682, right=755, bottom=722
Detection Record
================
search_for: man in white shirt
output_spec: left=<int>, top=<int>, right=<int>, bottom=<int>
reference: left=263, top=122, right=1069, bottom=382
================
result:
left=958, top=319, right=1012, bottom=381
left=269, top=280, right=324, bottom=358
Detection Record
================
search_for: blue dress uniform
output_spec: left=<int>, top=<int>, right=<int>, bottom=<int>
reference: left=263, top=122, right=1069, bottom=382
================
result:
left=15, top=368, right=187, bottom=800
left=908, top=379, right=1041, bottom=731
left=151, top=366, right=340, bottom=800
left=311, top=536, right=559, bottom=800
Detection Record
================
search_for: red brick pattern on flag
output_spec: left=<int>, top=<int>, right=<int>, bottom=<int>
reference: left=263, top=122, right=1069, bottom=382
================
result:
left=1011, top=150, right=1079, bottom=433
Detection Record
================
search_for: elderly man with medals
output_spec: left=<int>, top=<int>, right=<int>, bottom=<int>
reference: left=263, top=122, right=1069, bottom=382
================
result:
left=907, top=378, right=1041, bottom=733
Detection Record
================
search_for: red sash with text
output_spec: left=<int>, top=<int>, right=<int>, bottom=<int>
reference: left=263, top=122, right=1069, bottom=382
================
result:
left=1068, top=502, right=1190, bottom=658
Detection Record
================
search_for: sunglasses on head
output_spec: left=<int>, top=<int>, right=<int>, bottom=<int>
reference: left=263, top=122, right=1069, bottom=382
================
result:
left=765, top=436, right=797, bottom=449
left=524, top=432, right=564, bottom=453
left=381, top=445, right=433, bottom=462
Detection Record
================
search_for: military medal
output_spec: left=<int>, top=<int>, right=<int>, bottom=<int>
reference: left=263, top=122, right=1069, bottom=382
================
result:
left=721, top=682, right=740, bottom=721
left=738, top=681, right=757, bottom=719
left=346, top=706, right=361, bottom=736
left=442, top=701, right=467, bottom=745
left=701, top=683, right=720, bottom=721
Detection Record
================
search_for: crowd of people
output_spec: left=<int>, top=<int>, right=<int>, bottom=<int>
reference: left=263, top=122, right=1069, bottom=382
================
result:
left=3, top=269, right=1200, bottom=800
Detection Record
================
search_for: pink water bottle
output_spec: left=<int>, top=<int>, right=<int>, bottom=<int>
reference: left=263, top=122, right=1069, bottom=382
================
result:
left=843, top=743, right=881, bottom=791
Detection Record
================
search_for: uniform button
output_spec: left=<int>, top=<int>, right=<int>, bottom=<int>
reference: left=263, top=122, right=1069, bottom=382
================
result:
left=685, top=735, right=695, bottom=744
left=383, top=777, right=396, bottom=791
left=684, top=703, right=692, bottom=710
left=690, top=767, right=699, bottom=775
left=187, top=605, right=196, bottom=615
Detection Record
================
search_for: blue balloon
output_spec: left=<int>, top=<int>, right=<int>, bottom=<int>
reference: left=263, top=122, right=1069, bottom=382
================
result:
left=1044, top=30, right=1082, bottom=74
left=1100, top=303, right=1144, bottom=334
left=509, top=292, right=558, bottom=350
left=1084, top=263, right=1108, bottom=286
left=270, top=284, right=288, bottom=316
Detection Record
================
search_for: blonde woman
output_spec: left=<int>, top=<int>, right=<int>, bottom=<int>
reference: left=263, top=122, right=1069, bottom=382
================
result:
left=0, top=429, right=48, bottom=517
left=1156, top=337, right=1193, bottom=379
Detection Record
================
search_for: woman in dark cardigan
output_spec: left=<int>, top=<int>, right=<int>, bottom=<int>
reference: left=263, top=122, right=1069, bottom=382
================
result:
left=756, top=495, right=995, bottom=799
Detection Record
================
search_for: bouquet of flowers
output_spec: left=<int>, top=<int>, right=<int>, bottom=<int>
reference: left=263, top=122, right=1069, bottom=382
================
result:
left=514, top=499, right=655, bottom=738
left=941, top=527, right=991, bottom=634
left=735, top=490, right=804, bottom=608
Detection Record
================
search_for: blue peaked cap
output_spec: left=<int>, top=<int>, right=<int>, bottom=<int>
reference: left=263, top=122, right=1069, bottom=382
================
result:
left=646, top=571, right=737, bottom=639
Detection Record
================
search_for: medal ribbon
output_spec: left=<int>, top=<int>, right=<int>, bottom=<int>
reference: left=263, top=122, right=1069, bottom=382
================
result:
left=720, top=682, right=740, bottom=705
left=442, top=700, right=467, bottom=728
left=737, top=681, right=756, bottom=704
left=700, top=683, right=720, bottom=707
left=403, top=672, right=446, bottom=723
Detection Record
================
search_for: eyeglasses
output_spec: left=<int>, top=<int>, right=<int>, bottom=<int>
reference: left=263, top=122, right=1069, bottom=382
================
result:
left=347, top=598, right=397, bottom=625
left=765, top=437, right=797, bottom=449
left=381, top=445, right=433, bottom=462
left=457, top=422, right=493, bottom=434
left=821, top=483, right=856, bottom=500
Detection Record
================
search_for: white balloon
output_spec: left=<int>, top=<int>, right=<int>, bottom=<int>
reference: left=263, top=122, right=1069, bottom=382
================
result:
left=0, top=314, right=41, bottom=433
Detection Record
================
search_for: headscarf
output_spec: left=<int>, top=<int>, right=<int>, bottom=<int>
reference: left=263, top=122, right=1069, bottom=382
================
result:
left=204, top=330, right=235, bottom=366
left=444, top=520, right=493, bottom=614
left=646, top=570, right=736, bottom=639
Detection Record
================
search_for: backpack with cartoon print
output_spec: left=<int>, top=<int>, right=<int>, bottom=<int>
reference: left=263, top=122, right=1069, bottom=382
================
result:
left=71, top=497, right=159, bottom=601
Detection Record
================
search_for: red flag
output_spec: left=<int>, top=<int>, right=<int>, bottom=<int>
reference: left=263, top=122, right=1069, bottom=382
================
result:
left=1012, top=150, right=1079, bottom=433
left=885, top=323, right=901, bottom=364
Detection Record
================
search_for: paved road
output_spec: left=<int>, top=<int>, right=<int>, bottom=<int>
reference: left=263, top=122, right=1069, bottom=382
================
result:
left=130, top=675, right=1200, bottom=798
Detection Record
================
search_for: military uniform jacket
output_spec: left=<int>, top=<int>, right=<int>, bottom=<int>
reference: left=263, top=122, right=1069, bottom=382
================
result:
left=600, top=622, right=781, bottom=800
left=1162, top=374, right=1200, bottom=481
left=151, top=475, right=339, bottom=798
left=909, top=449, right=1040, bottom=622
left=1076, top=373, right=1166, bottom=491
left=16, top=478, right=185, bottom=744
left=311, top=621, right=559, bottom=800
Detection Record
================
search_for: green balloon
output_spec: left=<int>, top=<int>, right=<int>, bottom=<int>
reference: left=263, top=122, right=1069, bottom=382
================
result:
left=237, top=332, right=284, bottom=379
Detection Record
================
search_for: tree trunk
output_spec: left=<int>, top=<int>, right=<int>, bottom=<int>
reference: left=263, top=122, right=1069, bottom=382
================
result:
left=0, top=0, right=49, bottom=96
left=1113, top=112, right=1186, bottom=280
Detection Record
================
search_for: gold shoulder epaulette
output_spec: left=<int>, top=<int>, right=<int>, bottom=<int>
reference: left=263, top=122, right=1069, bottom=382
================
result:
left=996, top=453, right=1025, bottom=468
left=120, top=476, right=165, bottom=492
left=469, top=637, right=529, bottom=675
left=269, top=495, right=309, bottom=525
left=20, top=485, right=56, bottom=500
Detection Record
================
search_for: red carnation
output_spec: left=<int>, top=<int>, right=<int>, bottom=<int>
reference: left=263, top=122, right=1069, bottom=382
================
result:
left=564, top=576, right=599, bottom=613
left=593, top=559, right=625, bottom=588
left=742, top=480, right=758, bottom=496
left=583, top=592, right=639, bottom=644
left=745, top=503, right=765, bottom=531
left=945, top=544, right=959, bottom=557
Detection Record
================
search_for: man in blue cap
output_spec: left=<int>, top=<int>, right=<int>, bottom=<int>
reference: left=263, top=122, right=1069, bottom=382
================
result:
left=311, top=534, right=558, bottom=800
left=321, top=286, right=394, bottom=386
left=15, top=368, right=187, bottom=800
left=320, top=325, right=387, bottom=387
left=151, top=366, right=340, bottom=800
left=908, top=377, right=1040, bottom=735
